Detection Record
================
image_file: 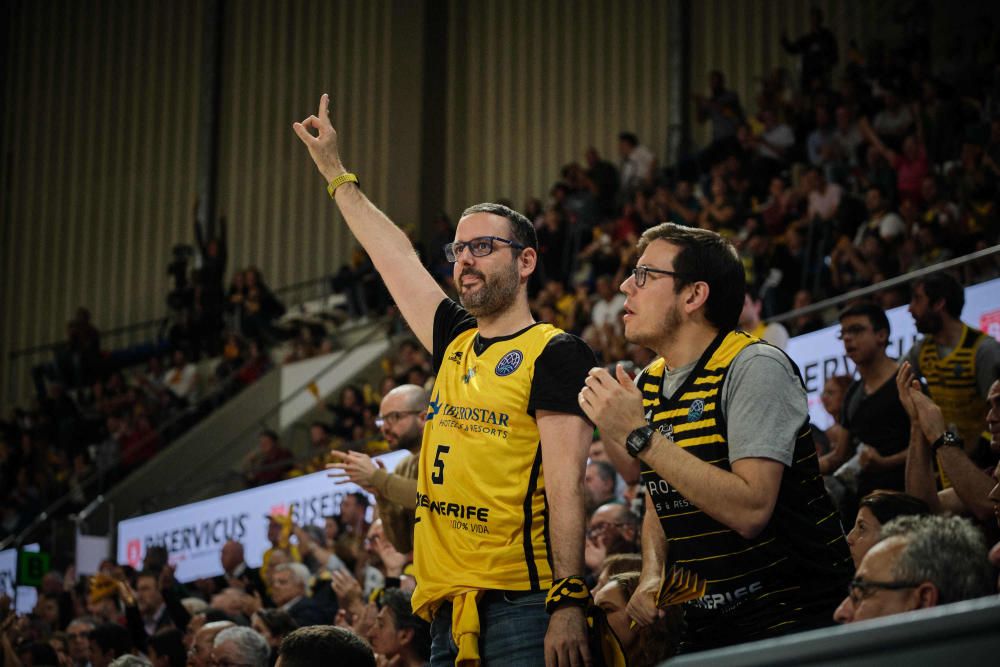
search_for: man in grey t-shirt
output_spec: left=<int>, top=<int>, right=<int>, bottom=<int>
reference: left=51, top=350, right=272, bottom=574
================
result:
left=579, top=223, right=849, bottom=650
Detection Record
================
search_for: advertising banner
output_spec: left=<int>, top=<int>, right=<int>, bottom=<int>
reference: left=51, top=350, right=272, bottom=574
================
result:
left=786, top=277, right=1000, bottom=430
left=0, top=548, right=15, bottom=599
left=117, top=449, right=409, bottom=583
left=116, top=278, right=998, bottom=583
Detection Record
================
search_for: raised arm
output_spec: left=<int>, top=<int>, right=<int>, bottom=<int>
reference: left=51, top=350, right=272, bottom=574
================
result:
left=293, top=94, right=447, bottom=350
left=909, top=382, right=995, bottom=521
left=858, top=116, right=897, bottom=165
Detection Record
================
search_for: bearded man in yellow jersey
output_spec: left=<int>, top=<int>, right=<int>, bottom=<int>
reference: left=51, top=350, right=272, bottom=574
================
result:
left=294, top=95, right=596, bottom=667
left=904, top=272, right=1000, bottom=463
left=579, top=223, right=851, bottom=653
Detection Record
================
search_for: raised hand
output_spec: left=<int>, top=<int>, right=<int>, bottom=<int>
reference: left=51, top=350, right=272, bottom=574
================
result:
left=895, top=361, right=921, bottom=421
left=372, top=535, right=408, bottom=577
left=292, top=94, right=347, bottom=183
left=326, top=450, right=378, bottom=490
left=578, top=364, right=647, bottom=449
left=352, top=602, right=378, bottom=638
left=330, top=569, right=363, bottom=610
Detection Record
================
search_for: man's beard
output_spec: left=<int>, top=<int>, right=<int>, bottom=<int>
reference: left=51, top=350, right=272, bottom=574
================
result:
left=624, top=299, right=683, bottom=349
left=394, top=426, right=422, bottom=452
left=458, top=260, right=520, bottom=318
left=914, top=311, right=943, bottom=335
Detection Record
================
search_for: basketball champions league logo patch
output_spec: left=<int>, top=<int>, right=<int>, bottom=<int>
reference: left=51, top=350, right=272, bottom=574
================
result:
left=687, top=399, right=705, bottom=422
left=494, top=350, right=524, bottom=376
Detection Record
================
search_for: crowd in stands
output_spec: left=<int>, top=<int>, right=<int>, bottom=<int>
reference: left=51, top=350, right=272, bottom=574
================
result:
left=0, top=211, right=295, bottom=541
left=1, top=327, right=997, bottom=665
left=3, top=7, right=1000, bottom=666
left=0, top=500, right=433, bottom=667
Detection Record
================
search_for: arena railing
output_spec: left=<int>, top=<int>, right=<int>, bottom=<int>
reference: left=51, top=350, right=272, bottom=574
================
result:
left=0, top=312, right=393, bottom=552
left=768, top=243, right=1000, bottom=328
left=4, top=273, right=336, bottom=408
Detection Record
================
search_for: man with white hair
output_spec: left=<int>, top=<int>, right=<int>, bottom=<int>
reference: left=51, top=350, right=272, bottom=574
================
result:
left=833, top=514, right=994, bottom=623
left=212, top=626, right=269, bottom=667
left=270, top=563, right=329, bottom=627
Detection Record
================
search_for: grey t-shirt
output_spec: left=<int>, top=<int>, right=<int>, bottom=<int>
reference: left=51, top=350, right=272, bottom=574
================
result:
left=658, top=344, right=808, bottom=466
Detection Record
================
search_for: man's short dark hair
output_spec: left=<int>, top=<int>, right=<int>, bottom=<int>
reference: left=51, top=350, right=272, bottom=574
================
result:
left=618, top=132, right=639, bottom=147
left=89, top=623, right=132, bottom=658
left=460, top=202, right=538, bottom=252
left=278, top=626, right=374, bottom=667
left=637, top=223, right=746, bottom=332
left=136, top=569, right=160, bottom=582
left=859, top=491, right=930, bottom=525
left=839, top=301, right=891, bottom=342
left=148, top=628, right=187, bottom=667
left=253, top=609, right=299, bottom=639
left=914, top=272, right=964, bottom=319
left=379, top=589, right=431, bottom=660
left=260, top=429, right=279, bottom=443
left=345, top=491, right=370, bottom=508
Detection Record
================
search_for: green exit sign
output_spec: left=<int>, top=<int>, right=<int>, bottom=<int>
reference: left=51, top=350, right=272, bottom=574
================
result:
left=18, top=551, right=50, bottom=587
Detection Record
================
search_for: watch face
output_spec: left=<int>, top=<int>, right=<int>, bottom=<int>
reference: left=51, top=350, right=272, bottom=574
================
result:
left=627, top=427, right=652, bottom=456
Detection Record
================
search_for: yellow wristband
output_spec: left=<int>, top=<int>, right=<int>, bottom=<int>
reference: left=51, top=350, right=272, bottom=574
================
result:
left=327, top=172, right=360, bottom=198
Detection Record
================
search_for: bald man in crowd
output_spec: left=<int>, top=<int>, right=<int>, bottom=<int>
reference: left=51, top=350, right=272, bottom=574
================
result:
left=327, top=384, right=428, bottom=553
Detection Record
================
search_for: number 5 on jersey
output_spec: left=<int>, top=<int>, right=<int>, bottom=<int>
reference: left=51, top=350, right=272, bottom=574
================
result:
left=431, top=445, right=450, bottom=484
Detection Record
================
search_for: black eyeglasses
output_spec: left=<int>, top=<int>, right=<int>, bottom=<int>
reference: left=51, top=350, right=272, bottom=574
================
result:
left=444, top=236, right=525, bottom=262
left=631, top=265, right=684, bottom=288
left=847, top=577, right=922, bottom=605
left=837, top=325, right=871, bottom=340
left=375, top=410, right=422, bottom=428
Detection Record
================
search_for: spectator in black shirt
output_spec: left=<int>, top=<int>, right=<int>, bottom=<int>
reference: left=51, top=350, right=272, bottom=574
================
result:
left=829, top=303, right=911, bottom=507
left=781, top=8, right=838, bottom=91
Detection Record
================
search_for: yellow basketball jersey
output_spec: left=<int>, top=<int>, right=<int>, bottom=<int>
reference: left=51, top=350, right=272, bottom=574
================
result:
left=411, top=323, right=565, bottom=620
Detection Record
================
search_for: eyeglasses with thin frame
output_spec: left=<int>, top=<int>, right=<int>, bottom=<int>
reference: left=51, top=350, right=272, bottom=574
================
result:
left=443, top=236, right=525, bottom=262
left=631, top=265, right=685, bottom=288
left=847, top=577, right=922, bottom=605
left=375, top=410, right=423, bottom=428
left=837, top=324, right=872, bottom=340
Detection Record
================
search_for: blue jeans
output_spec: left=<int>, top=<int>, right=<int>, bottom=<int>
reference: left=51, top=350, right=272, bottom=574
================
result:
left=430, top=590, right=549, bottom=666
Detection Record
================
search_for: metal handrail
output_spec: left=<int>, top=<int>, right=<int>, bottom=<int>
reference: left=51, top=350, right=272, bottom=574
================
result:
left=125, top=315, right=394, bottom=518
left=769, top=243, right=1000, bottom=326
left=7, top=274, right=334, bottom=360
left=0, top=314, right=389, bottom=550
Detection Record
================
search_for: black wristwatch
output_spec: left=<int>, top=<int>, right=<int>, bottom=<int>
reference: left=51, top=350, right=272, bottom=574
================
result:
left=625, top=425, right=656, bottom=458
left=930, top=431, right=963, bottom=453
